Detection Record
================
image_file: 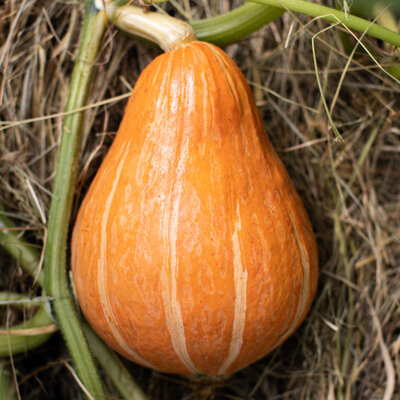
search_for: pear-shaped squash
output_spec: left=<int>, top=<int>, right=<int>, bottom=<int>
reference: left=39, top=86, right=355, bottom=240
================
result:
left=71, top=41, right=318, bottom=377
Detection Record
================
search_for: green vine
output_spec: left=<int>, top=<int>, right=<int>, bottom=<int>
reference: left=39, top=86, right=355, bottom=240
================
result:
left=43, top=1, right=108, bottom=398
left=0, top=293, right=55, bottom=357
left=191, top=3, right=285, bottom=45
left=245, top=0, right=400, bottom=48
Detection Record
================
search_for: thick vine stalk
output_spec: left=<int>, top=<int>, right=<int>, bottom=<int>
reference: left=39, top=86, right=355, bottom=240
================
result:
left=191, top=3, right=284, bottom=45
left=0, top=293, right=55, bottom=357
left=247, top=0, right=400, bottom=48
left=43, top=1, right=108, bottom=398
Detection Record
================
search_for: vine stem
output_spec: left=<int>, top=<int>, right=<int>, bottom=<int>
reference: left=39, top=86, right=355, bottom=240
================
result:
left=43, top=1, right=108, bottom=399
left=190, top=3, right=285, bottom=46
left=0, top=293, right=55, bottom=357
left=246, top=0, right=400, bottom=48
left=83, top=325, right=147, bottom=400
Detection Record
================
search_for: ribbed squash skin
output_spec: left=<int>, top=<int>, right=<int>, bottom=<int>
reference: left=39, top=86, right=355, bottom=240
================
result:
left=71, top=41, right=318, bottom=377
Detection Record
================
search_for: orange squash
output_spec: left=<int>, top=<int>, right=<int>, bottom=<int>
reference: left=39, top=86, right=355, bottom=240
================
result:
left=71, top=41, right=318, bottom=376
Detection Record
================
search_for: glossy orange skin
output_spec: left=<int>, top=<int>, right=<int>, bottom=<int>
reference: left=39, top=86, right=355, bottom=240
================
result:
left=71, top=41, right=318, bottom=377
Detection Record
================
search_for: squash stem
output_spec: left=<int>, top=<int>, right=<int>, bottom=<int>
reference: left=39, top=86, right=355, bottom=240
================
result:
left=43, top=1, right=108, bottom=399
left=109, top=4, right=197, bottom=51
left=106, top=3, right=284, bottom=48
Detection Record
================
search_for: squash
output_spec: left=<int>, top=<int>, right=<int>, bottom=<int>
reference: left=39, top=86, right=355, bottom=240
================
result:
left=71, top=40, right=318, bottom=377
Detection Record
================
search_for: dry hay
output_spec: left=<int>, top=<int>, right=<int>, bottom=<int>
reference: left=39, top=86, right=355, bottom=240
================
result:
left=0, top=0, right=399, bottom=399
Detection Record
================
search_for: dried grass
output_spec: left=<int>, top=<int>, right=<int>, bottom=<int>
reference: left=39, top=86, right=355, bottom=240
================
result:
left=1, top=0, right=399, bottom=399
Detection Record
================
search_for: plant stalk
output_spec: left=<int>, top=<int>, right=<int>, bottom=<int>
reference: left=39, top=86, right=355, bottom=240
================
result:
left=0, top=293, right=55, bottom=357
left=247, top=0, right=400, bottom=48
left=83, top=325, right=147, bottom=400
left=44, top=1, right=108, bottom=399
left=191, top=3, right=285, bottom=46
